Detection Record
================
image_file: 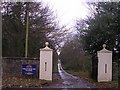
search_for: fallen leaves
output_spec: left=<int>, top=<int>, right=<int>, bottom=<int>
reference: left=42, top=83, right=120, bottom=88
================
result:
left=2, top=76, right=45, bottom=88
left=2, top=73, right=61, bottom=88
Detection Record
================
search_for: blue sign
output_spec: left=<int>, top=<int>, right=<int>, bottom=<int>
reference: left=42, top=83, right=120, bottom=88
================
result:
left=22, top=64, right=36, bottom=76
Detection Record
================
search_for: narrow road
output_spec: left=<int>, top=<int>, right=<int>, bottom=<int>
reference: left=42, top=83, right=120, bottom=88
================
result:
left=45, top=62, right=96, bottom=88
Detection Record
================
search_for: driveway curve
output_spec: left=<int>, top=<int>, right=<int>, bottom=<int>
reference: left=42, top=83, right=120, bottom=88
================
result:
left=44, top=62, right=96, bottom=88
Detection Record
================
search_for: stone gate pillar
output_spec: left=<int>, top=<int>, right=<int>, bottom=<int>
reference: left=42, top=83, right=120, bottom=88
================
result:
left=39, top=42, right=53, bottom=81
left=97, top=44, right=112, bottom=82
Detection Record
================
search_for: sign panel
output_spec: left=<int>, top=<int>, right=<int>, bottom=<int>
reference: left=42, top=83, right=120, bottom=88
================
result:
left=22, top=64, right=36, bottom=76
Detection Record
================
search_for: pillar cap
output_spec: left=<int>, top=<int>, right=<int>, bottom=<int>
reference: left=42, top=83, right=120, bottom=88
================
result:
left=98, top=44, right=112, bottom=53
left=45, top=42, right=49, bottom=47
left=103, top=44, right=106, bottom=49
left=40, top=42, right=53, bottom=51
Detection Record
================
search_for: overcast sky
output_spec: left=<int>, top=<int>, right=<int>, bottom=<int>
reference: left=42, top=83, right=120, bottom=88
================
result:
left=41, top=0, right=89, bottom=29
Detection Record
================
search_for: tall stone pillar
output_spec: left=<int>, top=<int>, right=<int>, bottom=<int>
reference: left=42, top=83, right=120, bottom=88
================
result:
left=39, top=42, right=53, bottom=81
left=97, top=44, right=112, bottom=82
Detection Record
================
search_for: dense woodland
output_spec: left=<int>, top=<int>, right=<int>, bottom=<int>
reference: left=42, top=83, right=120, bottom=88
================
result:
left=2, top=2, right=59, bottom=59
left=59, top=2, right=120, bottom=80
left=2, top=2, right=120, bottom=80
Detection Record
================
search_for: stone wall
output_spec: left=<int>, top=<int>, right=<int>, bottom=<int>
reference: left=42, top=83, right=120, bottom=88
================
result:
left=2, top=57, right=39, bottom=77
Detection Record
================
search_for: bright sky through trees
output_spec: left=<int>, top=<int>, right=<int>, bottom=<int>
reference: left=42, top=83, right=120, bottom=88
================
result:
left=41, top=0, right=89, bottom=29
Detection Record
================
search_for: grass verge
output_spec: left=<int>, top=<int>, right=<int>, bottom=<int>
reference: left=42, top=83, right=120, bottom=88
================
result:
left=66, top=70, right=118, bottom=89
